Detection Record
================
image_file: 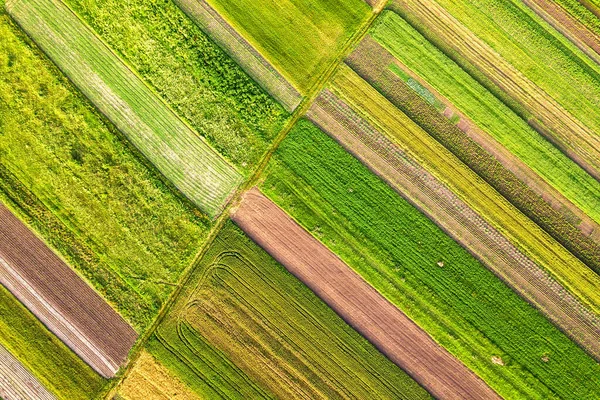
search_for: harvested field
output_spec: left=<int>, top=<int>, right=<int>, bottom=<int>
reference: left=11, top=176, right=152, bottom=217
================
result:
left=202, top=0, right=370, bottom=92
left=345, top=37, right=600, bottom=273
left=389, top=2, right=600, bottom=181
left=262, top=119, right=600, bottom=398
left=232, top=188, right=499, bottom=400
left=117, top=351, right=200, bottom=400
left=329, top=66, right=600, bottom=318
left=153, top=221, right=430, bottom=399
left=6, top=0, right=242, bottom=217
left=173, top=0, right=301, bottom=111
left=0, top=344, right=56, bottom=400
left=0, top=204, right=137, bottom=377
left=308, top=89, right=600, bottom=360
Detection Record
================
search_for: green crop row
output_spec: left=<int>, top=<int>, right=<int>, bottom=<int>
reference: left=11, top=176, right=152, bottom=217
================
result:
left=7, top=0, right=242, bottom=216
left=261, top=119, right=600, bottom=399
left=63, top=0, right=289, bottom=172
left=0, top=11, right=208, bottom=329
left=152, top=221, right=429, bottom=400
left=370, top=11, right=600, bottom=228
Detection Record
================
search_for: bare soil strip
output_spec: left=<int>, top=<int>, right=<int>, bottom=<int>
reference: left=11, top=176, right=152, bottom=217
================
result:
left=306, top=90, right=600, bottom=360
left=231, top=188, right=500, bottom=400
left=173, top=0, right=302, bottom=111
left=0, top=344, right=56, bottom=400
left=522, top=0, right=600, bottom=65
left=0, top=205, right=137, bottom=377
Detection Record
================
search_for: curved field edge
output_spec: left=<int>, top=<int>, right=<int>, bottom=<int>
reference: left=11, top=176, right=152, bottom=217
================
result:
left=260, top=119, right=600, bottom=399
left=6, top=0, right=241, bottom=217
left=152, top=221, right=430, bottom=400
left=0, top=11, right=208, bottom=329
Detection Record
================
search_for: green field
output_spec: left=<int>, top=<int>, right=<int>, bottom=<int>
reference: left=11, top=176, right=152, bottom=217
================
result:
left=0, top=10, right=208, bottom=328
left=0, top=284, right=105, bottom=399
left=7, top=0, right=242, bottom=217
left=64, top=0, right=289, bottom=172
left=370, top=11, right=600, bottom=228
left=151, top=221, right=430, bottom=400
left=203, top=0, right=370, bottom=92
left=261, top=119, right=600, bottom=399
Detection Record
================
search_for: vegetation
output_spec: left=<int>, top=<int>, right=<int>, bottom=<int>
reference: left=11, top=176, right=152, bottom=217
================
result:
left=204, top=0, right=370, bottom=92
left=371, top=11, right=600, bottom=227
left=152, top=221, right=429, bottom=399
left=261, top=119, right=600, bottom=399
left=0, top=11, right=208, bottom=328
left=64, top=0, right=289, bottom=172
left=0, top=284, right=105, bottom=399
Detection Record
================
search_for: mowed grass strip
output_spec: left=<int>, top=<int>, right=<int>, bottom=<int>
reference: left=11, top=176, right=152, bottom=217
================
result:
left=0, top=284, right=105, bottom=400
left=153, top=222, right=430, bottom=400
left=6, top=0, right=242, bottom=217
left=329, top=66, right=600, bottom=318
left=0, top=11, right=207, bottom=328
left=261, top=119, right=600, bottom=399
left=369, top=11, right=600, bottom=228
left=202, top=0, right=370, bottom=93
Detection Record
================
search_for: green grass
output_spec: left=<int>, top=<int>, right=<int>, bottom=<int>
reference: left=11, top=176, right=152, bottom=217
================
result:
left=204, top=0, right=370, bottom=92
left=0, top=284, right=106, bottom=399
left=7, top=0, right=242, bottom=217
left=63, top=0, right=289, bottom=172
left=0, top=10, right=208, bottom=329
left=371, top=11, right=600, bottom=227
left=261, top=119, right=600, bottom=399
left=551, top=0, right=600, bottom=35
left=152, top=221, right=430, bottom=400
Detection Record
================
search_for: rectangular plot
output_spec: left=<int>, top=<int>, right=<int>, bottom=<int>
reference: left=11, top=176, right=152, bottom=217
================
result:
left=0, top=204, right=137, bottom=377
left=6, top=0, right=242, bottom=217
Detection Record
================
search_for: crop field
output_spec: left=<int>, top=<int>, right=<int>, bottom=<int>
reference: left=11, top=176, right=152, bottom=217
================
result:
left=198, top=0, right=370, bottom=93
left=0, top=204, right=137, bottom=377
left=0, top=284, right=105, bottom=399
left=152, top=221, right=430, bottom=399
left=260, top=120, right=600, bottom=399
left=0, top=7, right=209, bottom=328
left=0, top=344, right=56, bottom=400
left=6, top=0, right=242, bottom=217
left=390, top=0, right=600, bottom=181
left=369, top=11, right=600, bottom=231
left=232, top=188, right=498, bottom=400
left=328, top=66, right=600, bottom=318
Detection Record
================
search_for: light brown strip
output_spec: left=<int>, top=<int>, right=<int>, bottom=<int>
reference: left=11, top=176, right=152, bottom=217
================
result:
left=231, top=188, right=500, bottom=400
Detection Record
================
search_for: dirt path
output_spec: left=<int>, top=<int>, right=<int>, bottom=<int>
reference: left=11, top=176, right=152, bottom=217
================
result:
left=231, top=188, right=500, bottom=400
left=0, top=204, right=137, bottom=377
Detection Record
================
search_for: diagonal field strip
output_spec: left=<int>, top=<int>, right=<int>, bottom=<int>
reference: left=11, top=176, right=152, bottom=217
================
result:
left=231, top=188, right=501, bottom=400
left=5, top=0, right=242, bottom=218
left=0, top=344, right=56, bottom=400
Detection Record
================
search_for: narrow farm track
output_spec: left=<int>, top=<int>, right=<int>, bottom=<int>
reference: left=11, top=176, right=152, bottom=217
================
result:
left=0, top=204, right=137, bottom=377
left=231, top=188, right=500, bottom=400
left=307, top=90, right=600, bottom=360
left=106, top=7, right=384, bottom=397
left=0, top=344, right=56, bottom=400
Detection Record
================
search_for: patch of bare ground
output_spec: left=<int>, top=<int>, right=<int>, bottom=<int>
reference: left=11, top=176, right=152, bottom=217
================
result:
left=0, top=344, right=56, bottom=400
left=391, top=0, right=600, bottom=181
left=522, top=0, right=600, bottom=65
left=231, top=188, right=500, bottom=400
left=0, top=205, right=137, bottom=377
left=306, top=90, right=600, bottom=361
left=173, top=0, right=302, bottom=111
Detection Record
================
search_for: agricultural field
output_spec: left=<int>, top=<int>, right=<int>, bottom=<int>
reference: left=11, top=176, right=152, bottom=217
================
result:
left=260, top=120, right=600, bottom=399
left=150, top=221, right=430, bottom=399
left=0, top=344, right=56, bottom=400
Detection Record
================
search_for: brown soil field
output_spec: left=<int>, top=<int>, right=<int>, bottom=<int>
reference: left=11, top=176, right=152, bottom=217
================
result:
left=392, top=0, right=600, bottom=182
left=522, top=0, right=600, bottom=65
left=231, top=188, right=500, bottom=400
left=0, top=344, right=56, bottom=400
left=306, top=90, right=600, bottom=360
left=0, top=204, right=137, bottom=377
